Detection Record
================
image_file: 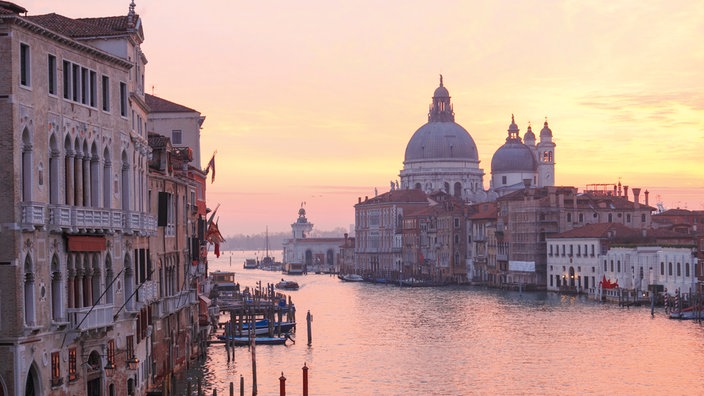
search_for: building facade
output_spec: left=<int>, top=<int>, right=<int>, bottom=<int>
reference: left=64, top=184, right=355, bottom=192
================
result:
left=0, top=3, right=211, bottom=395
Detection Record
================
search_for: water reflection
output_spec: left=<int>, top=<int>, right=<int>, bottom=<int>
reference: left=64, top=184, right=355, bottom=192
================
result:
left=175, top=252, right=704, bottom=395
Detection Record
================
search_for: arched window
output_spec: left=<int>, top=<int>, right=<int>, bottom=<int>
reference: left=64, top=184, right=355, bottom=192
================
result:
left=51, top=254, right=63, bottom=322
left=443, top=182, right=450, bottom=193
left=103, top=147, right=112, bottom=208
left=82, top=140, right=90, bottom=206
left=121, top=150, right=130, bottom=211
left=21, top=127, right=33, bottom=202
left=49, top=134, right=60, bottom=204
left=124, top=254, right=134, bottom=311
left=453, top=182, right=462, bottom=197
left=414, top=183, right=421, bottom=190
left=668, top=262, right=673, bottom=276
left=685, top=263, right=690, bottom=277
left=74, top=140, right=83, bottom=206
left=64, top=136, right=74, bottom=205
left=92, top=254, right=101, bottom=305
left=676, top=262, right=681, bottom=277
left=105, top=254, right=114, bottom=304
left=24, top=255, right=35, bottom=326
left=90, top=142, right=100, bottom=207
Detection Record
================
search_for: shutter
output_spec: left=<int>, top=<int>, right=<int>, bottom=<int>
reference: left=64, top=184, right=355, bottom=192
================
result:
left=158, top=192, right=168, bottom=226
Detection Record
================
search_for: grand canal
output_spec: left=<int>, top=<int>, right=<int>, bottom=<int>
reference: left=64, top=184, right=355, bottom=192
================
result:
left=175, top=251, right=704, bottom=395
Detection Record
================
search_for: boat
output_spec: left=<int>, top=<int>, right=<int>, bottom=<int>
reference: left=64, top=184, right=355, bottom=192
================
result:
left=276, top=279, right=300, bottom=290
left=399, top=278, right=446, bottom=287
left=217, top=334, right=294, bottom=346
left=283, top=262, right=304, bottom=275
left=339, top=274, right=364, bottom=282
left=259, top=226, right=276, bottom=270
left=669, top=306, right=704, bottom=320
left=209, top=270, right=238, bottom=297
left=225, top=319, right=297, bottom=336
left=243, top=258, right=258, bottom=269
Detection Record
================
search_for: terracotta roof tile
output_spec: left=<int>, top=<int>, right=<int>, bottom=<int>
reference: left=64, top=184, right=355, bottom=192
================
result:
left=145, top=94, right=197, bottom=113
left=25, top=13, right=136, bottom=39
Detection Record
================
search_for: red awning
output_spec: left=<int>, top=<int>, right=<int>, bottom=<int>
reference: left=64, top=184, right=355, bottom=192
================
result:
left=67, top=236, right=107, bottom=252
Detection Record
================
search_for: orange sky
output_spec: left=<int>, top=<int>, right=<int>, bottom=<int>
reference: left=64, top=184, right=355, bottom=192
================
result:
left=23, top=1, right=704, bottom=236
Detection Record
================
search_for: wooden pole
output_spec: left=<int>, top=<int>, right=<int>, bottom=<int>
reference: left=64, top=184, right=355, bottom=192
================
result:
left=306, top=310, right=312, bottom=346
left=240, top=375, right=244, bottom=396
left=230, top=382, right=234, bottom=396
left=279, top=372, right=286, bottom=396
left=251, top=315, right=257, bottom=396
left=302, top=363, right=309, bottom=396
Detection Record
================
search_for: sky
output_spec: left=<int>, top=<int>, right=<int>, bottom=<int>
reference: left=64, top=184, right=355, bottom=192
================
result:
left=21, top=1, right=704, bottom=236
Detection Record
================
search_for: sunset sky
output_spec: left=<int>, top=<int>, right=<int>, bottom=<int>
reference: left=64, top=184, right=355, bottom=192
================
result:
left=22, top=1, right=704, bottom=236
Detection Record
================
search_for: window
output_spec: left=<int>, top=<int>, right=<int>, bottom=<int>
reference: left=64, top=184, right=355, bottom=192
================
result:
left=172, top=130, right=182, bottom=145
left=578, top=213, right=584, bottom=222
left=127, top=335, right=135, bottom=359
left=63, top=60, right=71, bottom=99
left=608, top=213, right=613, bottom=222
left=20, top=43, right=30, bottom=87
left=641, top=214, right=646, bottom=222
left=120, top=82, right=128, bottom=117
left=502, top=176, right=507, bottom=185
left=51, top=351, right=62, bottom=386
left=48, top=55, right=57, bottom=95
left=81, top=67, right=88, bottom=104
left=68, top=347, right=78, bottom=382
left=72, top=64, right=80, bottom=102
left=677, top=262, right=681, bottom=277
left=617, top=260, right=620, bottom=272
left=660, top=262, right=664, bottom=275
left=90, top=71, right=97, bottom=107
left=668, top=262, right=672, bottom=276
left=626, top=214, right=631, bottom=222
left=107, top=339, right=115, bottom=367
left=686, top=263, right=690, bottom=277
left=549, top=244, right=553, bottom=257
left=567, top=213, right=572, bottom=222
left=102, top=75, right=110, bottom=111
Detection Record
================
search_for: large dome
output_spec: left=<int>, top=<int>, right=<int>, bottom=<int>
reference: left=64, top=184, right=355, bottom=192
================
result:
left=491, top=142, right=537, bottom=172
left=404, top=122, right=479, bottom=162
left=404, top=76, right=479, bottom=163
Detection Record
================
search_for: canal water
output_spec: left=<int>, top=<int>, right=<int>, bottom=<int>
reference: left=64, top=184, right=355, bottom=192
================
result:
left=176, top=251, right=704, bottom=395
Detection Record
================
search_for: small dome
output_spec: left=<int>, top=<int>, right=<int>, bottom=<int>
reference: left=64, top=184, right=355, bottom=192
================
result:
left=540, top=120, right=552, bottom=138
left=524, top=125, right=535, bottom=142
left=491, top=142, right=537, bottom=172
left=433, top=85, right=449, bottom=98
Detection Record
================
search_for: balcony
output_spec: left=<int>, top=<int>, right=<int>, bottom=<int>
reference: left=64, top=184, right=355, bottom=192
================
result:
left=137, top=280, right=159, bottom=305
left=20, top=202, right=45, bottom=230
left=67, top=304, right=114, bottom=331
left=44, top=204, right=156, bottom=235
left=162, top=291, right=195, bottom=315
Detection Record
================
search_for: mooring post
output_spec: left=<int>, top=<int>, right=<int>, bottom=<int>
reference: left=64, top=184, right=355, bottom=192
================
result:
left=230, top=382, right=234, bottom=396
left=279, top=372, right=286, bottom=396
left=198, top=376, right=202, bottom=396
left=213, top=389, right=217, bottom=396
left=187, top=377, right=192, bottom=396
left=240, top=375, right=244, bottom=396
left=302, top=363, right=309, bottom=396
left=306, top=310, right=312, bottom=346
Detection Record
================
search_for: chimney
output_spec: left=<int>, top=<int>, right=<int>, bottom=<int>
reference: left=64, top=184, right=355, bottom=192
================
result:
left=623, top=186, right=629, bottom=199
left=644, top=190, right=649, bottom=206
left=632, top=188, right=641, bottom=209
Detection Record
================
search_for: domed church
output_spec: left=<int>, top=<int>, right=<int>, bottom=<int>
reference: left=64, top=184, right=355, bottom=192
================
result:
left=490, top=115, right=556, bottom=196
left=398, top=76, right=556, bottom=201
left=399, top=76, right=488, bottom=202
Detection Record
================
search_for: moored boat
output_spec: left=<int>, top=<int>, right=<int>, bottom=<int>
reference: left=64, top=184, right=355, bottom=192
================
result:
left=669, top=306, right=704, bottom=320
left=276, top=279, right=300, bottom=290
left=339, top=274, right=364, bottom=282
left=217, top=334, right=294, bottom=346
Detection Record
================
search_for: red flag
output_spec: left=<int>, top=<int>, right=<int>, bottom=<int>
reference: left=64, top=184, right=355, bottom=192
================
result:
left=205, top=154, right=216, bottom=184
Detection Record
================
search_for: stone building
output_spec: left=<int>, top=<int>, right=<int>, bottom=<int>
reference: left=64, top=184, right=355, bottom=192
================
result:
left=0, top=2, right=210, bottom=395
left=282, top=206, right=346, bottom=274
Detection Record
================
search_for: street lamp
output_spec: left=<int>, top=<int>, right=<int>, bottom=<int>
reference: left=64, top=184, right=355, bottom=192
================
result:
left=127, top=356, right=140, bottom=371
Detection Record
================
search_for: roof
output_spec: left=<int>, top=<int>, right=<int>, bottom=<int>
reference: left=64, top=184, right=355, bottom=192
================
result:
left=550, top=223, right=640, bottom=239
left=145, top=94, right=198, bottom=113
left=356, top=189, right=428, bottom=206
left=25, top=12, right=140, bottom=39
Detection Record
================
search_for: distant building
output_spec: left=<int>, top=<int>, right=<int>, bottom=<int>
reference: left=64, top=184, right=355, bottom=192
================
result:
left=282, top=206, right=345, bottom=274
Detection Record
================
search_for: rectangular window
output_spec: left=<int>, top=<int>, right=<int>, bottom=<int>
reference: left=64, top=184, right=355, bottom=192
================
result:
left=102, top=75, right=110, bottom=111
left=63, top=60, right=71, bottom=99
left=68, top=347, right=77, bottom=382
left=90, top=71, right=97, bottom=107
left=48, top=55, right=57, bottom=95
left=72, top=64, right=80, bottom=102
left=81, top=67, right=89, bottom=105
left=20, top=43, right=30, bottom=86
left=51, top=351, right=62, bottom=386
left=127, top=335, right=135, bottom=360
left=172, top=130, right=182, bottom=145
left=120, top=82, right=128, bottom=117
